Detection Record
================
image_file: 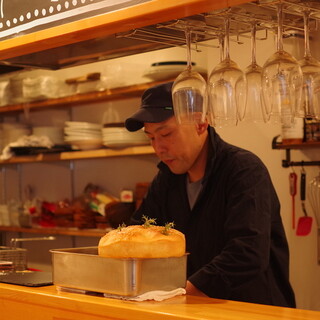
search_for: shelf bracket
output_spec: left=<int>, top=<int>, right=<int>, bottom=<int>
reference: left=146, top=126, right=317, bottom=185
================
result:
left=272, top=135, right=320, bottom=168
left=281, top=150, right=320, bottom=168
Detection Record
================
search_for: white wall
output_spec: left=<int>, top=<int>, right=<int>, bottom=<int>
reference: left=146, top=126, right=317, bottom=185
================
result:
left=0, top=33, right=319, bottom=311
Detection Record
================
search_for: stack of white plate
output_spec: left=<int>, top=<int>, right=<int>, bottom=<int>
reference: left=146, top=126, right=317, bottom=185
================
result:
left=102, top=127, right=149, bottom=148
left=64, top=121, right=103, bottom=150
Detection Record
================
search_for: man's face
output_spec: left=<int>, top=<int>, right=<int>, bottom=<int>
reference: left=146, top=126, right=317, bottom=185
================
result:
left=144, top=116, right=207, bottom=175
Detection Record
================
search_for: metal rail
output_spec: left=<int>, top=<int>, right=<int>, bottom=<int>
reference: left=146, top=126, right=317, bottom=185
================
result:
left=272, top=135, right=320, bottom=168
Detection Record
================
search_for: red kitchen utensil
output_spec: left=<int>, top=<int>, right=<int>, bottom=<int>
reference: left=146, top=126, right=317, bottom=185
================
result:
left=289, top=172, right=297, bottom=230
left=296, top=169, right=313, bottom=236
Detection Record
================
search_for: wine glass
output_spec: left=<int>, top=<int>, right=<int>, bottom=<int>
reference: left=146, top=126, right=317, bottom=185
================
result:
left=207, top=16, right=244, bottom=127
left=172, top=27, right=207, bottom=125
left=207, top=33, right=224, bottom=126
left=297, top=9, right=320, bottom=119
left=235, top=21, right=267, bottom=123
left=261, top=2, right=303, bottom=125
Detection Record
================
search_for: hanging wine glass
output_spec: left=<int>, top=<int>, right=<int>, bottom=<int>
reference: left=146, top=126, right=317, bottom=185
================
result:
left=297, top=9, right=320, bottom=119
left=207, top=16, right=244, bottom=127
left=235, top=21, right=267, bottom=123
left=172, top=27, right=207, bottom=125
left=261, top=2, right=303, bottom=125
left=207, top=33, right=224, bottom=127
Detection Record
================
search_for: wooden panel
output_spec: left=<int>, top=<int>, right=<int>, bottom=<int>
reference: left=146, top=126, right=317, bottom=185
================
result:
left=0, top=0, right=151, bottom=41
left=0, top=0, right=249, bottom=60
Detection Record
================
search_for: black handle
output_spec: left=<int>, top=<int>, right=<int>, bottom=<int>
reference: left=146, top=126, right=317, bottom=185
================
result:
left=300, top=171, right=306, bottom=201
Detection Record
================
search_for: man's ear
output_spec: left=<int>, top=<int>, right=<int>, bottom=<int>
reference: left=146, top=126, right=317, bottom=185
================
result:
left=196, top=121, right=208, bottom=135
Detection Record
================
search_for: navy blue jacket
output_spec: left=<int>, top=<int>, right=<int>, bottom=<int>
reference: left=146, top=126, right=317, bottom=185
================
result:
left=131, top=127, right=295, bottom=307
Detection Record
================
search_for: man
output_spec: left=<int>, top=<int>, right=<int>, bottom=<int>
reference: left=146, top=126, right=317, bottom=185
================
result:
left=125, top=82, right=296, bottom=307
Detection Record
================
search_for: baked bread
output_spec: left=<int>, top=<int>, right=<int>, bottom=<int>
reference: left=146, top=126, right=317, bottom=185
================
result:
left=98, top=224, right=185, bottom=258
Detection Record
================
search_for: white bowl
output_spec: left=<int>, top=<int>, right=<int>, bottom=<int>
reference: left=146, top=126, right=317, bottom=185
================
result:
left=103, top=140, right=150, bottom=148
left=64, top=127, right=102, bottom=135
left=64, top=134, right=102, bottom=141
left=64, top=130, right=102, bottom=137
left=66, top=139, right=103, bottom=150
left=103, top=129, right=149, bottom=147
left=65, top=121, right=102, bottom=130
left=102, top=127, right=128, bottom=134
left=102, top=131, right=148, bottom=142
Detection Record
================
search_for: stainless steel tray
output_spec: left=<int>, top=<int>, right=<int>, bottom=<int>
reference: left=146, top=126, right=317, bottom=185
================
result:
left=50, top=247, right=187, bottom=296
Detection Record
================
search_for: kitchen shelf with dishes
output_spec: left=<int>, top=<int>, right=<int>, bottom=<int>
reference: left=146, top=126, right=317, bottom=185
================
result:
left=0, top=80, right=161, bottom=239
left=272, top=136, right=320, bottom=168
left=0, top=79, right=166, bottom=164
left=0, top=79, right=170, bottom=114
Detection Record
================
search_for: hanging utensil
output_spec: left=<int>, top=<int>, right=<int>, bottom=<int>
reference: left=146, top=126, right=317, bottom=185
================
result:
left=289, top=171, right=297, bottom=229
left=296, top=168, right=313, bottom=236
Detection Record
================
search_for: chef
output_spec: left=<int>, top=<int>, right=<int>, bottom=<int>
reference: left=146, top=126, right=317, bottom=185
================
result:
left=125, top=82, right=296, bottom=307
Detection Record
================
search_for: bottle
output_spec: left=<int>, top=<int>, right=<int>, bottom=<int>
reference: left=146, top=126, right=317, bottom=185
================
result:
left=281, top=117, right=304, bottom=144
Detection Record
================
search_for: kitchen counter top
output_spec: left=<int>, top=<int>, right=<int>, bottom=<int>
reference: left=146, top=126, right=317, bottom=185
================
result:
left=0, top=283, right=319, bottom=320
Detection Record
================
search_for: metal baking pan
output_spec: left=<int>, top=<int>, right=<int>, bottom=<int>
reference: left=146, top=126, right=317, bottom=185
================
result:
left=50, top=247, right=187, bottom=296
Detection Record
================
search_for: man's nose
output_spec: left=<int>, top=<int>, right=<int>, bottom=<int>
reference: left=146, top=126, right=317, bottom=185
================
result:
left=152, top=139, right=166, bottom=154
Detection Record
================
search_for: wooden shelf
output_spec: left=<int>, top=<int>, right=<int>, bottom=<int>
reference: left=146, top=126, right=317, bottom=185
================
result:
left=0, top=145, right=154, bottom=165
left=0, top=81, right=157, bottom=237
left=0, top=79, right=158, bottom=164
left=0, top=79, right=170, bottom=114
left=0, top=79, right=160, bottom=164
left=272, top=135, right=320, bottom=167
left=272, top=140, right=320, bottom=150
left=0, top=225, right=108, bottom=237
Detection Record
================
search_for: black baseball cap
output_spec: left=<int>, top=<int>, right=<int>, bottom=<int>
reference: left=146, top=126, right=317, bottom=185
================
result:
left=125, top=82, right=174, bottom=132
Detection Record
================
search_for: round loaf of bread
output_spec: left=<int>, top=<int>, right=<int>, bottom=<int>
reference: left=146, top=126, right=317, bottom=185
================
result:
left=98, top=225, right=185, bottom=258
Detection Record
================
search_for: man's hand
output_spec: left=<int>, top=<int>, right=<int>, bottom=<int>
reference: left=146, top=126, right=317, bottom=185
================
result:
left=185, top=280, right=208, bottom=297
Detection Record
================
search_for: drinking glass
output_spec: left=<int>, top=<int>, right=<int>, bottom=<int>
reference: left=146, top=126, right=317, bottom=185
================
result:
left=235, top=22, right=267, bottom=123
left=207, top=33, right=224, bottom=126
left=297, top=9, right=320, bottom=119
left=261, top=2, right=303, bottom=125
left=207, top=16, right=244, bottom=127
left=172, top=28, right=207, bottom=125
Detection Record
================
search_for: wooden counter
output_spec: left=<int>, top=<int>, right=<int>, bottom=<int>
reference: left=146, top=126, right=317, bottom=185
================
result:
left=0, top=283, right=319, bottom=320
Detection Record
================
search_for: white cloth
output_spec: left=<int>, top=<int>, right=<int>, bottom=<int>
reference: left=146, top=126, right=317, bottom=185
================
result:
left=104, top=288, right=186, bottom=301
left=0, top=135, right=54, bottom=160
